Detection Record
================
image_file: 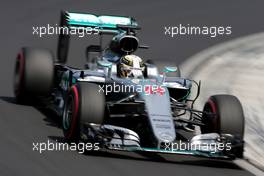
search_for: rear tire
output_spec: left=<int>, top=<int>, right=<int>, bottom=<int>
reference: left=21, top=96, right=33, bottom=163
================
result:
left=14, top=47, right=54, bottom=103
left=201, top=94, right=245, bottom=158
left=62, top=83, right=105, bottom=142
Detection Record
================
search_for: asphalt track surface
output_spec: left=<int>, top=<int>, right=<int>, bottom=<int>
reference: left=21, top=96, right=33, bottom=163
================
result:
left=1, top=0, right=264, bottom=175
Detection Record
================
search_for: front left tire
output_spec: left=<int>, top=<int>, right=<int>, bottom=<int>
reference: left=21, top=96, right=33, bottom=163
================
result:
left=62, top=82, right=105, bottom=142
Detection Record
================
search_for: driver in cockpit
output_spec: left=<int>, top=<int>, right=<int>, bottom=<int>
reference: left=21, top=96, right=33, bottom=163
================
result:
left=118, top=54, right=145, bottom=78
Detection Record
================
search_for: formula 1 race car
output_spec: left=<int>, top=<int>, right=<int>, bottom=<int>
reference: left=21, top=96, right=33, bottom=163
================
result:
left=13, top=11, right=245, bottom=159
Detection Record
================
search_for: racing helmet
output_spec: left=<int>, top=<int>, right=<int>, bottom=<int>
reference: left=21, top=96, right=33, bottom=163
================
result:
left=119, top=55, right=144, bottom=77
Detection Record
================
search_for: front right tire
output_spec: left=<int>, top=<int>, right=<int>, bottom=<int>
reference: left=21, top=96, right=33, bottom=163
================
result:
left=201, top=94, right=245, bottom=158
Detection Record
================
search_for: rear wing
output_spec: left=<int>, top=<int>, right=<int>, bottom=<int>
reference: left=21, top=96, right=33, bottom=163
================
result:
left=61, top=11, right=138, bottom=33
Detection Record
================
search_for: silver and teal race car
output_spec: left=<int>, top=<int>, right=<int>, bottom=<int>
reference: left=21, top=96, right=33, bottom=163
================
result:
left=13, top=11, right=245, bottom=159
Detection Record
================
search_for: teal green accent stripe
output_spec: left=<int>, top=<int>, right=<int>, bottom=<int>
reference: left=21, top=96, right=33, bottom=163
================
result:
left=67, top=12, right=137, bottom=30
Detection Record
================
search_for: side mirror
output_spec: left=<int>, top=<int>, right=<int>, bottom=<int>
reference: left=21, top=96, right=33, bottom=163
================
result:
left=161, top=66, right=180, bottom=83
left=163, top=66, right=178, bottom=73
left=97, top=60, right=112, bottom=68
left=97, top=60, right=112, bottom=78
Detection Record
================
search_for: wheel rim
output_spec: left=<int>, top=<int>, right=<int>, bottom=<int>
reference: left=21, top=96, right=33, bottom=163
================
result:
left=202, top=99, right=219, bottom=133
left=63, top=95, right=74, bottom=130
